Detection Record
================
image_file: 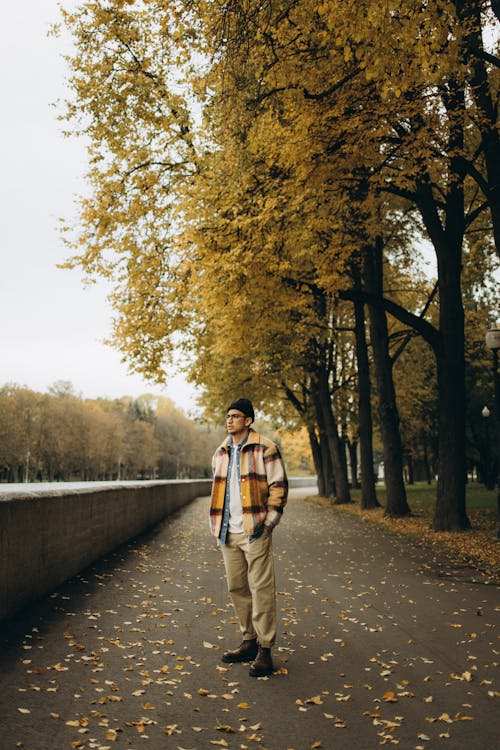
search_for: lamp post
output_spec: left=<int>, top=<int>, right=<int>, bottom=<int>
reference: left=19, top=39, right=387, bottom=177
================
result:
left=481, top=406, right=491, bottom=486
left=485, top=320, right=500, bottom=540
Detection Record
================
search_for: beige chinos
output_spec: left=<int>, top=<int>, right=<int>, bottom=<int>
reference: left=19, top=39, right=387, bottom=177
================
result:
left=221, top=531, right=276, bottom=648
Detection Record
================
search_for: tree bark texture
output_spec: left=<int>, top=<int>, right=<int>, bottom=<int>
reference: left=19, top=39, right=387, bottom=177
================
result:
left=362, top=241, right=410, bottom=517
left=308, top=425, right=326, bottom=497
left=433, top=242, right=470, bottom=529
left=315, top=367, right=351, bottom=504
left=457, top=0, right=500, bottom=259
left=313, top=400, right=336, bottom=498
left=353, top=274, right=380, bottom=509
left=348, top=440, right=360, bottom=489
left=414, top=96, right=470, bottom=529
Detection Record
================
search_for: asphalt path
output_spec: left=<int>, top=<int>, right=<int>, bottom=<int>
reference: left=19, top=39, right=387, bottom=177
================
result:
left=0, top=488, right=498, bottom=750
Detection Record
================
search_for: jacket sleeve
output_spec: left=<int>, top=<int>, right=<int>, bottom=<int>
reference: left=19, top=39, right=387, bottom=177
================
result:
left=263, top=444, right=288, bottom=527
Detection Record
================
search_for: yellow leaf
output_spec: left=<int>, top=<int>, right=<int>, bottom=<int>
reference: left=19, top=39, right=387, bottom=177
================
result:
left=51, top=663, right=68, bottom=672
left=382, top=691, right=398, bottom=703
left=164, top=724, right=181, bottom=735
left=306, top=695, right=324, bottom=705
left=439, top=713, right=453, bottom=723
left=216, top=723, right=236, bottom=733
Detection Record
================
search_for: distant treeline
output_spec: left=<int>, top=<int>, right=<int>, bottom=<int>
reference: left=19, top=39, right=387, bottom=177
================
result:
left=0, top=382, right=225, bottom=482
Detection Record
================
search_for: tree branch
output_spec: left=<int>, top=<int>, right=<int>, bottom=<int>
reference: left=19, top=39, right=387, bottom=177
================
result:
left=466, top=43, right=500, bottom=70
left=302, top=67, right=361, bottom=100
left=390, top=280, right=439, bottom=363
left=339, top=288, right=439, bottom=349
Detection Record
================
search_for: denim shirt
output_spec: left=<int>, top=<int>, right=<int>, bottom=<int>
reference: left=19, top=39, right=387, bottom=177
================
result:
left=219, top=434, right=264, bottom=545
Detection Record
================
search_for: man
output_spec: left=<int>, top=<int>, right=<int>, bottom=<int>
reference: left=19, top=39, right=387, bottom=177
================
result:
left=209, top=398, right=288, bottom=677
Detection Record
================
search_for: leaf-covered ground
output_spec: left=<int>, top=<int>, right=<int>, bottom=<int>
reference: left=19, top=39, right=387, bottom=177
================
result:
left=326, top=483, right=500, bottom=585
left=0, top=488, right=498, bottom=749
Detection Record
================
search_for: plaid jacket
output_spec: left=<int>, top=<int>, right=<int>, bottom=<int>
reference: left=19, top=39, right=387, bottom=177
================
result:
left=210, top=428, right=288, bottom=539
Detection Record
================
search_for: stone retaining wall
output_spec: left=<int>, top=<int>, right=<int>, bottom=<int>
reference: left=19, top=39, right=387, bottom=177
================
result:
left=0, top=480, right=211, bottom=623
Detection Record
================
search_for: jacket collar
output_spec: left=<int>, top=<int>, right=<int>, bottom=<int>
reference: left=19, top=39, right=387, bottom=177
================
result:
left=219, top=427, right=258, bottom=452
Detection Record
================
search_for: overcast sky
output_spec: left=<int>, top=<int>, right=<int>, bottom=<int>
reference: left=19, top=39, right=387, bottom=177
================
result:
left=0, top=1, right=198, bottom=413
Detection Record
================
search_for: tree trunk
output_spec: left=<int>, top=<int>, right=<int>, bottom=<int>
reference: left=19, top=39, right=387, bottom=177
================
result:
left=341, top=427, right=350, bottom=485
left=353, top=271, right=380, bottom=509
left=314, top=401, right=336, bottom=497
left=281, top=381, right=333, bottom=496
left=433, top=229, right=470, bottom=531
left=308, top=425, right=326, bottom=496
left=316, top=367, right=351, bottom=504
left=414, top=89, right=470, bottom=529
left=417, top=217, right=470, bottom=527
left=363, top=240, right=410, bottom=517
left=433, top=244, right=470, bottom=528
left=457, top=0, right=500, bottom=259
left=348, top=439, right=360, bottom=488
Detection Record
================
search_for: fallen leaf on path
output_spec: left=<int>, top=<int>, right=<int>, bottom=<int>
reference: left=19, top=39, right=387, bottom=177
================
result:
left=382, top=691, right=398, bottom=703
left=164, top=724, right=181, bottom=735
left=216, top=723, right=236, bottom=733
left=438, top=713, right=453, bottom=724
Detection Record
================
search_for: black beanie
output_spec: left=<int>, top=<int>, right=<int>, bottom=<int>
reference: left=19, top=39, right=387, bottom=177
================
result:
left=227, top=398, right=255, bottom=423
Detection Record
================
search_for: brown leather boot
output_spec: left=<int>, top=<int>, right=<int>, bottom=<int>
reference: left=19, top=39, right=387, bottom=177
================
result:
left=249, top=646, right=274, bottom=677
left=222, top=639, right=258, bottom=663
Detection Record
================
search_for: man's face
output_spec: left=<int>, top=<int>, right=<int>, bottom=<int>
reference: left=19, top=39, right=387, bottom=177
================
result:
left=226, top=410, right=251, bottom=436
